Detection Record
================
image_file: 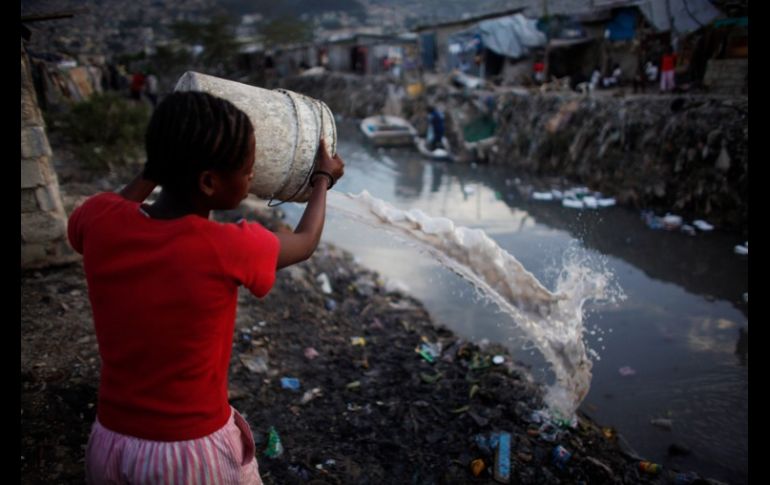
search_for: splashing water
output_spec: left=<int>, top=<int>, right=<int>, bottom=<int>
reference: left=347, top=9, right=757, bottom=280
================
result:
left=327, top=190, right=624, bottom=418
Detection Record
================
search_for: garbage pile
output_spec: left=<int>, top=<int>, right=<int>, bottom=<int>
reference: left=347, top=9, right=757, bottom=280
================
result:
left=530, top=186, right=617, bottom=209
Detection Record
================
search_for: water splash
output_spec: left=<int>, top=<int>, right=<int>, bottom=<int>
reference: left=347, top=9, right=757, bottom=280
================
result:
left=327, top=190, right=623, bottom=418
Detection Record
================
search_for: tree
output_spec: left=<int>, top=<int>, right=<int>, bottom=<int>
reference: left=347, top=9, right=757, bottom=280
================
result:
left=259, top=17, right=315, bottom=47
left=170, top=15, right=241, bottom=74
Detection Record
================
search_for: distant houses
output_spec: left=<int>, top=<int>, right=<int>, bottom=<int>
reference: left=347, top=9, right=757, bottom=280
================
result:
left=241, top=0, right=745, bottom=93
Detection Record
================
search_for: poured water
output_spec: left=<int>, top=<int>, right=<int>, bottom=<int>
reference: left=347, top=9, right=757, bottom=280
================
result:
left=327, top=190, right=624, bottom=418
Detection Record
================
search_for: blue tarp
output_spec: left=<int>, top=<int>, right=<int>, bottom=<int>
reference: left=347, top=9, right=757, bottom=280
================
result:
left=478, top=14, right=546, bottom=59
left=447, top=13, right=546, bottom=69
left=606, top=7, right=637, bottom=41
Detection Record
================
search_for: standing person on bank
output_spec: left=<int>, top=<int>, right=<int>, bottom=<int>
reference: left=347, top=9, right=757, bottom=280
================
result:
left=69, top=91, right=344, bottom=484
left=426, top=105, right=445, bottom=151
left=660, top=46, right=677, bottom=92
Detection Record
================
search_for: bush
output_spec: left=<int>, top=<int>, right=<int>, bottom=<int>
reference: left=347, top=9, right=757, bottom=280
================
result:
left=48, top=92, right=151, bottom=172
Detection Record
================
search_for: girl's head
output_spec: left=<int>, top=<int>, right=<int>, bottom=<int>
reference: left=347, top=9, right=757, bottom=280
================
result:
left=144, top=91, right=255, bottom=209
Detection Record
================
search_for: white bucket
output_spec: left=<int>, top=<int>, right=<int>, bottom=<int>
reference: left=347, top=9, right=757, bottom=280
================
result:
left=174, top=71, right=337, bottom=203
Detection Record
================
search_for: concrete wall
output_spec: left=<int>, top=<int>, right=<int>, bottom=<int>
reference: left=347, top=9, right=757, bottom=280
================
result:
left=21, top=41, right=78, bottom=269
left=327, top=44, right=353, bottom=72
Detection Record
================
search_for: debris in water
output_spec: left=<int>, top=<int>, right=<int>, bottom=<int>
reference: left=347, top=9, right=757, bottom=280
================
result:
left=618, top=366, right=636, bottom=377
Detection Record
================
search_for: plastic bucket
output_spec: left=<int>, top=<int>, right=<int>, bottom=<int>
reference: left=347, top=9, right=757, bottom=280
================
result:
left=174, top=71, right=337, bottom=202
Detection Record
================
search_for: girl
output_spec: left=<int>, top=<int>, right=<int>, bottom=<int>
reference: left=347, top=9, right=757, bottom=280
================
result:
left=68, top=91, right=345, bottom=484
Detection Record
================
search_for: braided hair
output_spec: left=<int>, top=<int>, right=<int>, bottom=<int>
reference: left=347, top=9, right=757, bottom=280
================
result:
left=144, top=91, right=254, bottom=196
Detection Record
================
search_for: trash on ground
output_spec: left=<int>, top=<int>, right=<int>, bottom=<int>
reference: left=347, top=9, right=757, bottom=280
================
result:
left=280, top=377, right=301, bottom=391
left=264, top=426, right=284, bottom=458
left=304, top=347, right=320, bottom=360
left=415, top=338, right=441, bottom=363
left=638, top=461, right=662, bottom=475
left=345, top=380, right=361, bottom=391
left=239, top=352, right=269, bottom=374
left=494, top=432, right=511, bottom=483
left=552, top=444, right=572, bottom=470
left=420, top=371, right=443, bottom=384
left=317, top=273, right=333, bottom=294
left=471, top=458, right=486, bottom=477
left=451, top=405, right=470, bottom=414
left=350, top=336, right=366, bottom=346
left=300, top=387, right=322, bottom=404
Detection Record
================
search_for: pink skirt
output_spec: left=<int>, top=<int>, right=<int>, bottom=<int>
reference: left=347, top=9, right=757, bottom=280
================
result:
left=85, top=407, right=262, bottom=484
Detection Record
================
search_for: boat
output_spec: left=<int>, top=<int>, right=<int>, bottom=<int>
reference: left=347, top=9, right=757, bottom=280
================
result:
left=359, top=115, right=417, bottom=147
left=416, top=136, right=453, bottom=161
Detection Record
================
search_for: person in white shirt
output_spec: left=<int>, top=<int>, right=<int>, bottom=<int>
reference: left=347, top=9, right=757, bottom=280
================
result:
left=144, top=73, right=159, bottom=107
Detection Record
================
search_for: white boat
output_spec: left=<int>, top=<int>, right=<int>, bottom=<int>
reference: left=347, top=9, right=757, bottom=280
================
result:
left=360, top=115, right=417, bottom=147
left=416, top=136, right=453, bottom=161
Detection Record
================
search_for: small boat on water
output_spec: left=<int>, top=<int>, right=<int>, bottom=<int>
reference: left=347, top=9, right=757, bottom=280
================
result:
left=416, top=136, right=453, bottom=161
left=360, top=115, right=417, bottom=147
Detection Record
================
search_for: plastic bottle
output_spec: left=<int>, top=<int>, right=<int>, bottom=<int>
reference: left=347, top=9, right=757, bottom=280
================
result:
left=552, top=445, right=571, bottom=470
left=264, top=426, right=284, bottom=458
left=638, top=461, right=662, bottom=474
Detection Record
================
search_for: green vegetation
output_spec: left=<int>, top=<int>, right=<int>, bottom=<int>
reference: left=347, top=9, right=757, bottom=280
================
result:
left=170, top=15, right=241, bottom=72
left=219, top=0, right=367, bottom=22
left=48, top=93, right=151, bottom=172
left=259, top=17, right=315, bottom=46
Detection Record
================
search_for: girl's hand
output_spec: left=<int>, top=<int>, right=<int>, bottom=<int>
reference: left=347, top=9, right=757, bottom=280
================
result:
left=316, top=138, right=345, bottom=183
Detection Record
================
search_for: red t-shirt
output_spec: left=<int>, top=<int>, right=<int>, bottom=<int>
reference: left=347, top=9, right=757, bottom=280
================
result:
left=130, top=74, right=145, bottom=92
left=661, top=54, right=677, bottom=72
left=68, top=192, right=280, bottom=441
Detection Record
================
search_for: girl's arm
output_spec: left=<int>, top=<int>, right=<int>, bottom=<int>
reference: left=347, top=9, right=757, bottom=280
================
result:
left=275, top=139, right=344, bottom=269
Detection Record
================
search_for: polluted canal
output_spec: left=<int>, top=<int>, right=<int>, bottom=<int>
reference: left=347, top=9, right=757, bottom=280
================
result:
left=281, top=120, right=749, bottom=484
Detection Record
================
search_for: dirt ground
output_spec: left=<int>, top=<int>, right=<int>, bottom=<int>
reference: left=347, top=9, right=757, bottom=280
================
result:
left=21, top=146, right=711, bottom=484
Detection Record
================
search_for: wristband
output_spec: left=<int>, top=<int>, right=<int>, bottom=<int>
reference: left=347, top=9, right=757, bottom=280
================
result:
left=310, top=170, right=335, bottom=190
